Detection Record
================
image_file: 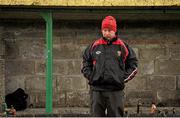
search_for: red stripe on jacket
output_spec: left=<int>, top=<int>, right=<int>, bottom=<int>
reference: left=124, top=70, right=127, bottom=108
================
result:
left=91, top=38, right=107, bottom=51
left=91, top=38, right=129, bottom=63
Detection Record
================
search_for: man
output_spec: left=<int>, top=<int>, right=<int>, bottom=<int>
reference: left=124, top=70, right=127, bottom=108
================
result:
left=81, top=15, right=138, bottom=117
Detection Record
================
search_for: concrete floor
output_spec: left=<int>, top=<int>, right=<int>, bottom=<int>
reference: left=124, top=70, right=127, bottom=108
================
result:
left=14, top=107, right=180, bottom=117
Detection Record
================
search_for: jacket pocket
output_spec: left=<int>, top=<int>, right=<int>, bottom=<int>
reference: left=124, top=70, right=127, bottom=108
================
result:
left=88, top=65, right=96, bottom=83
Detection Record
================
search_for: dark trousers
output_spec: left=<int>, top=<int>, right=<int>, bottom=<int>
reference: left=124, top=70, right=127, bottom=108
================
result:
left=90, top=90, right=124, bottom=117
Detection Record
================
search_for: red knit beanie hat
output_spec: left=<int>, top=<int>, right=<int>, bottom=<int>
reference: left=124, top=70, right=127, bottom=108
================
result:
left=101, top=16, right=117, bottom=32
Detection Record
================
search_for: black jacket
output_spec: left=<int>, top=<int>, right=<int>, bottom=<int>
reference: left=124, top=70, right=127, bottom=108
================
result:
left=81, top=37, right=138, bottom=91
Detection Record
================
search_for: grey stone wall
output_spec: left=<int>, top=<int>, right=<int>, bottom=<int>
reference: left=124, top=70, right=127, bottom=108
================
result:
left=0, top=26, right=5, bottom=98
left=1, top=18, right=180, bottom=108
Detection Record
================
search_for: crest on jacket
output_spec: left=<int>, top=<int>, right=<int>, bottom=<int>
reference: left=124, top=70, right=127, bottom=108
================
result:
left=96, top=51, right=101, bottom=55
left=117, top=51, right=121, bottom=57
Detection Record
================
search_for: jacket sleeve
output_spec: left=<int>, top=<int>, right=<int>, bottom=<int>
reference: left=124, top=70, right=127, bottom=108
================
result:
left=124, top=43, right=138, bottom=83
left=81, top=45, right=93, bottom=80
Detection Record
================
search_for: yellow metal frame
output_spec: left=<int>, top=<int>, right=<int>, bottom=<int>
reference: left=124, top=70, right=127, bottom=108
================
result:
left=1, top=0, right=180, bottom=6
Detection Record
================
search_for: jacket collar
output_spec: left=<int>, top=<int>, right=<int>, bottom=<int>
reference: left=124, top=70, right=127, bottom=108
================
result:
left=103, top=36, right=117, bottom=44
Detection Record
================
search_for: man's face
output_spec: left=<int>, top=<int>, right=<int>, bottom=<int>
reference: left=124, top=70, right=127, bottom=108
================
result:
left=102, top=28, right=116, bottom=40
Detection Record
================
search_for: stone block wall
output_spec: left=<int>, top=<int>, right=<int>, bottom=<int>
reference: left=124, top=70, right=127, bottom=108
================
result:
left=1, top=18, right=180, bottom=108
left=124, top=20, right=180, bottom=106
left=0, top=26, right=5, bottom=99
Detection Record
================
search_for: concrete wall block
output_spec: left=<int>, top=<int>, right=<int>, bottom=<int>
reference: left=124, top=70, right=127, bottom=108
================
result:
left=54, top=28, right=99, bottom=39
left=0, top=26, right=2, bottom=35
left=125, top=90, right=155, bottom=107
left=56, top=74, right=86, bottom=97
left=126, top=31, right=160, bottom=40
left=77, top=38, right=97, bottom=45
left=157, top=90, right=180, bottom=106
left=67, top=60, right=81, bottom=75
left=126, top=90, right=154, bottom=99
left=18, top=39, right=45, bottom=59
left=37, top=60, right=81, bottom=75
left=0, top=39, right=5, bottom=56
left=25, top=76, right=57, bottom=107
left=53, top=60, right=81, bottom=75
left=16, top=31, right=44, bottom=39
left=5, top=42, right=20, bottom=59
left=126, top=75, right=147, bottom=91
left=54, top=30, right=76, bottom=40
left=53, top=60, right=68, bottom=75
left=71, top=75, right=87, bottom=90
left=0, top=75, right=4, bottom=85
left=54, top=22, right=99, bottom=34
left=53, top=37, right=76, bottom=45
left=3, top=24, right=44, bottom=33
left=55, top=90, right=66, bottom=107
left=147, top=75, right=176, bottom=91
left=28, top=90, right=45, bottom=108
left=163, top=31, right=180, bottom=41
left=139, top=46, right=167, bottom=60
left=138, top=59, right=154, bottom=75
left=169, top=44, right=180, bottom=59
left=26, top=91, right=36, bottom=107
left=5, top=76, right=25, bottom=94
left=37, top=92, right=46, bottom=108
left=5, top=37, right=45, bottom=60
left=53, top=44, right=82, bottom=59
left=66, top=90, right=89, bottom=107
left=157, top=90, right=175, bottom=103
left=155, top=60, right=180, bottom=75
left=28, top=91, right=46, bottom=108
left=0, top=58, right=5, bottom=97
left=125, top=98, right=154, bottom=107
left=35, top=61, right=45, bottom=74
left=177, top=75, right=180, bottom=90
left=75, top=31, right=100, bottom=42
left=25, top=76, right=46, bottom=91
left=2, top=31, right=16, bottom=42
left=5, top=60, right=35, bottom=76
left=126, top=28, right=180, bottom=41
left=0, top=59, right=5, bottom=76
left=0, top=75, right=5, bottom=97
left=56, top=76, right=72, bottom=91
left=3, top=25, right=44, bottom=38
left=54, top=35, right=97, bottom=45
left=27, top=89, right=60, bottom=108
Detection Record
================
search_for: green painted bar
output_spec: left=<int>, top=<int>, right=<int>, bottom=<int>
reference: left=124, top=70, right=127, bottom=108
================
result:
left=41, top=12, right=53, bottom=114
